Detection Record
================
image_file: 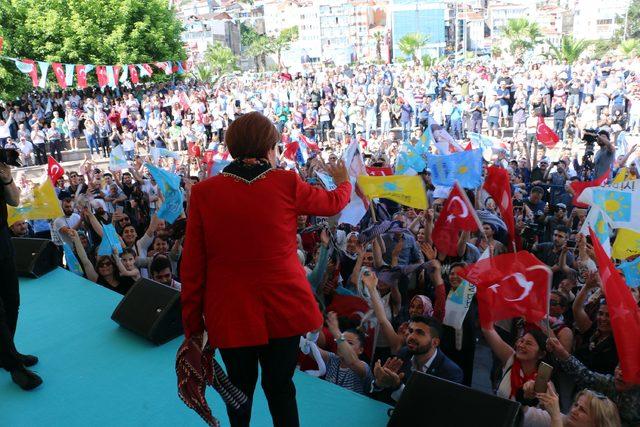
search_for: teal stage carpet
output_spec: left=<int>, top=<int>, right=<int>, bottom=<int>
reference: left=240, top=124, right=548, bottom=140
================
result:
left=2, top=268, right=390, bottom=426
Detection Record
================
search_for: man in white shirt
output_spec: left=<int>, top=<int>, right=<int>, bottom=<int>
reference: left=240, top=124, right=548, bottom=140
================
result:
left=52, top=195, right=82, bottom=247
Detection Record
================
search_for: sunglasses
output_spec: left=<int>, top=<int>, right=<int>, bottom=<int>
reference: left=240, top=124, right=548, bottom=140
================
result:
left=98, top=262, right=113, bottom=267
left=586, top=390, right=608, bottom=400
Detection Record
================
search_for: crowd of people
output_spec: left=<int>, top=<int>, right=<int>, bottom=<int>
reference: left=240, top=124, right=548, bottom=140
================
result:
left=2, top=54, right=640, bottom=426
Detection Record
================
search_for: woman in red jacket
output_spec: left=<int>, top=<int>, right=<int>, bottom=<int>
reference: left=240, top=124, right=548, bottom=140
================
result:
left=181, top=111, right=351, bottom=427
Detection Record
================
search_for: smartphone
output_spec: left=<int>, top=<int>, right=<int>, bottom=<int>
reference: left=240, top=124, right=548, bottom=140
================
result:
left=534, top=362, right=554, bottom=393
left=116, top=205, right=124, bottom=214
left=566, top=240, right=576, bottom=249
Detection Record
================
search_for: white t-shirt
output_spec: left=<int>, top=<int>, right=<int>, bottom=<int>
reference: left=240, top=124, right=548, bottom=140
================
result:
left=52, top=213, right=82, bottom=246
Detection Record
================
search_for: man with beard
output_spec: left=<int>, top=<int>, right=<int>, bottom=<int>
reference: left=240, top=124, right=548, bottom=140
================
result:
left=52, top=194, right=83, bottom=265
left=369, top=315, right=463, bottom=403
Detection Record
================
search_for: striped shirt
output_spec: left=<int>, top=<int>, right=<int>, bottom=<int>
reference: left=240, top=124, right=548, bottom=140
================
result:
left=323, top=353, right=372, bottom=395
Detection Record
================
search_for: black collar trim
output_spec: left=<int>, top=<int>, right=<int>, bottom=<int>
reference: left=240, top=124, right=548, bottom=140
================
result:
left=221, top=159, right=273, bottom=184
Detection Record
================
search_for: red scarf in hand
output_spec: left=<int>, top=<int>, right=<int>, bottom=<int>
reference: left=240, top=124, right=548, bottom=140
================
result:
left=509, top=358, right=537, bottom=399
left=176, top=338, right=248, bottom=426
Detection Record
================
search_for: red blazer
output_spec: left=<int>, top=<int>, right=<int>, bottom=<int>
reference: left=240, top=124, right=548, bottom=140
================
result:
left=181, top=168, right=351, bottom=349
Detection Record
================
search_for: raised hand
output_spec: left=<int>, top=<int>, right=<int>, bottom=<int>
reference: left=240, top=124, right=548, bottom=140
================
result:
left=546, top=337, right=570, bottom=361
left=326, top=159, right=349, bottom=186
left=420, top=242, right=436, bottom=260
left=320, top=228, right=331, bottom=247
left=326, top=311, right=340, bottom=336
left=361, top=269, right=378, bottom=291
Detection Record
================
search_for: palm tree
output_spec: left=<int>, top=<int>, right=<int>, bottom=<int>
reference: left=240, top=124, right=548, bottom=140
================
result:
left=547, top=36, right=589, bottom=64
left=372, top=31, right=384, bottom=62
left=502, top=18, right=543, bottom=58
left=619, top=39, right=640, bottom=58
left=398, top=33, right=429, bottom=63
left=191, top=63, right=214, bottom=83
left=273, top=26, right=299, bottom=69
left=204, top=42, right=239, bottom=76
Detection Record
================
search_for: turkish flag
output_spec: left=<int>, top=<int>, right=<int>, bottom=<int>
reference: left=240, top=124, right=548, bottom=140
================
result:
left=0, top=37, right=3, bottom=54
left=113, top=65, right=121, bottom=84
left=299, top=134, right=319, bottom=152
left=52, top=63, right=67, bottom=89
left=22, top=59, right=39, bottom=86
left=172, top=62, right=179, bottom=74
left=464, top=141, right=474, bottom=151
left=536, top=115, right=560, bottom=148
left=366, top=166, right=394, bottom=176
left=140, top=63, right=153, bottom=77
left=432, top=182, right=481, bottom=256
left=283, top=141, right=300, bottom=161
left=128, top=65, right=139, bottom=84
left=47, top=156, right=64, bottom=183
left=188, top=142, right=201, bottom=158
left=459, top=251, right=551, bottom=328
left=483, top=166, right=515, bottom=249
left=76, top=65, right=88, bottom=89
left=179, top=92, right=190, bottom=112
left=570, top=171, right=609, bottom=208
left=95, top=65, right=108, bottom=88
left=589, top=228, right=640, bottom=384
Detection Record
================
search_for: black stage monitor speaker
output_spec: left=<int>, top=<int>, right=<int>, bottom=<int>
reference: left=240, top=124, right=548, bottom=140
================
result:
left=388, top=372, right=523, bottom=427
left=111, top=278, right=183, bottom=345
left=12, top=238, right=59, bottom=278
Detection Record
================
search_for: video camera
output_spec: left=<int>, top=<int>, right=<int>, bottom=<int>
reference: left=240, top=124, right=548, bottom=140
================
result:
left=0, top=148, right=20, bottom=167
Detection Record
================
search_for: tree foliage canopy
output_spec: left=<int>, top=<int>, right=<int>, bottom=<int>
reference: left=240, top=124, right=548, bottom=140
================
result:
left=502, top=18, right=543, bottom=56
left=0, top=0, right=186, bottom=99
left=547, top=36, right=590, bottom=64
left=398, top=33, right=428, bottom=62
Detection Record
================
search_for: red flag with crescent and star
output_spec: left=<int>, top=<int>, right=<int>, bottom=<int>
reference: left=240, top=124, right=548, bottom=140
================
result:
left=76, top=65, right=88, bottom=89
left=570, top=171, right=609, bottom=208
left=128, top=65, right=140, bottom=84
left=95, top=66, right=108, bottom=88
left=52, top=63, right=67, bottom=89
left=483, top=166, right=516, bottom=249
left=536, top=115, right=560, bottom=148
left=47, top=156, right=64, bottom=183
left=458, top=251, right=551, bottom=328
left=589, top=227, right=640, bottom=384
left=432, top=182, right=482, bottom=256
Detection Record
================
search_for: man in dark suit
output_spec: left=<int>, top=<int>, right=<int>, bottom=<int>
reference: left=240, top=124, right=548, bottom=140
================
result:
left=369, top=316, right=462, bottom=403
left=0, top=161, right=42, bottom=390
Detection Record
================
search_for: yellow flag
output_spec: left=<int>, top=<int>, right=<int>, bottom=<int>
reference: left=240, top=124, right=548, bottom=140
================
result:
left=357, top=175, right=427, bottom=210
left=613, top=167, right=629, bottom=184
left=8, top=179, right=63, bottom=226
left=612, top=228, right=640, bottom=260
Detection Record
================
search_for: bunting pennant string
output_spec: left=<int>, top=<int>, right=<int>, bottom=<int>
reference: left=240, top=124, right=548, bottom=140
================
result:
left=0, top=48, right=190, bottom=90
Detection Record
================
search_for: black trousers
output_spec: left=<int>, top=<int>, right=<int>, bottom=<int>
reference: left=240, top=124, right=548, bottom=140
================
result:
left=0, top=226, right=21, bottom=371
left=33, top=144, right=47, bottom=165
left=219, top=336, right=300, bottom=427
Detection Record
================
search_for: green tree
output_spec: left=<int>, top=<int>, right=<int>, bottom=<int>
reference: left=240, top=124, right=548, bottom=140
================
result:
left=241, top=22, right=271, bottom=71
left=397, top=33, right=428, bottom=62
left=0, top=0, right=185, bottom=99
left=621, top=0, right=640, bottom=40
left=502, top=18, right=543, bottom=57
left=272, top=26, right=299, bottom=69
left=192, top=64, right=213, bottom=83
left=546, top=36, right=590, bottom=64
left=372, top=31, right=384, bottom=62
left=619, top=39, right=640, bottom=57
left=203, top=41, right=239, bottom=76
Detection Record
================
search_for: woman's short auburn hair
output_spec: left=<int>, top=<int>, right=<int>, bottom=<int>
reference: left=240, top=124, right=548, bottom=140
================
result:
left=224, top=111, right=279, bottom=159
